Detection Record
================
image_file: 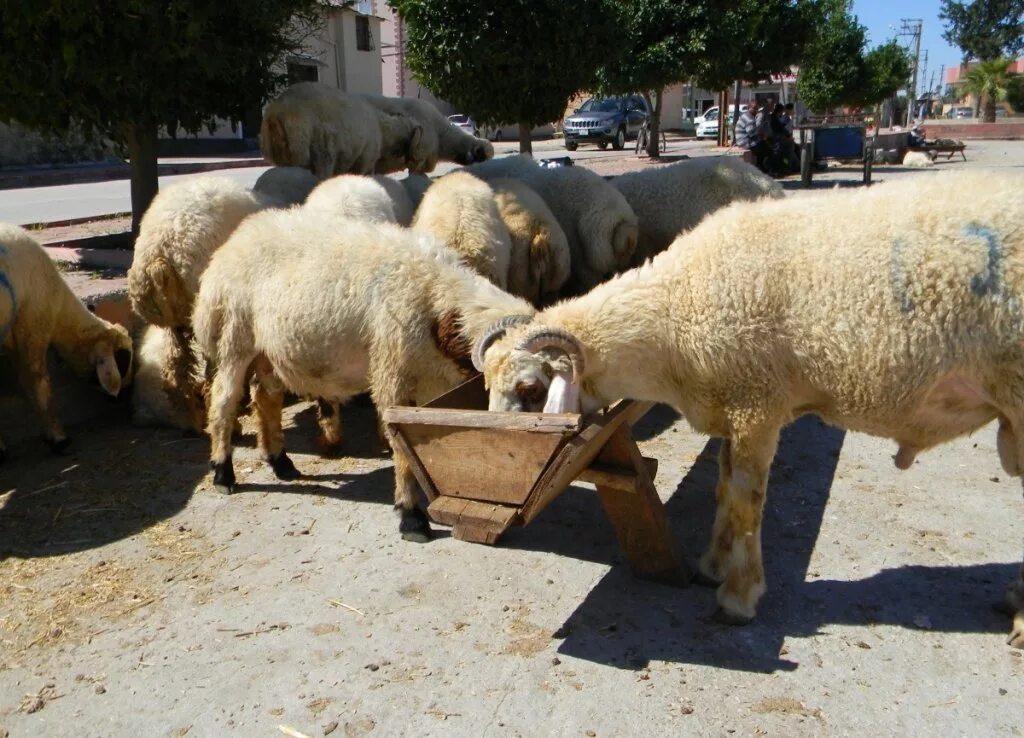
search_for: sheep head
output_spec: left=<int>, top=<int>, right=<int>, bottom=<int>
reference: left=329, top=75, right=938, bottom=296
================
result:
left=482, top=324, right=587, bottom=414
left=87, top=323, right=133, bottom=397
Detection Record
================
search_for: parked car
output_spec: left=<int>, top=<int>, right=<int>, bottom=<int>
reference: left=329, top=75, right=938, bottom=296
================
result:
left=946, top=106, right=973, bottom=119
left=562, top=95, right=649, bottom=151
left=695, top=109, right=720, bottom=140
left=448, top=114, right=479, bottom=137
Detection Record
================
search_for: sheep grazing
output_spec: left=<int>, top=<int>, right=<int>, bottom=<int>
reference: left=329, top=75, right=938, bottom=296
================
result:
left=468, top=156, right=639, bottom=295
left=130, top=324, right=200, bottom=430
left=0, top=224, right=132, bottom=459
left=128, top=176, right=279, bottom=432
left=411, top=171, right=512, bottom=288
left=902, top=150, right=935, bottom=168
left=489, top=178, right=571, bottom=306
left=305, top=174, right=407, bottom=225
left=192, top=210, right=535, bottom=540
left=478, top=169, right=1024, bottom=648
left=359, top=94, right=494, bottom=171
left=260, top=82, right=426, bottom=178
left=252, top=166, right=319, bottom=205
left=611, top=157, right=783, bottom=265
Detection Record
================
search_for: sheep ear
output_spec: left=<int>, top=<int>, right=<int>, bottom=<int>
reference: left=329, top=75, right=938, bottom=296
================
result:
left=95, top=353, right=123, bottom=397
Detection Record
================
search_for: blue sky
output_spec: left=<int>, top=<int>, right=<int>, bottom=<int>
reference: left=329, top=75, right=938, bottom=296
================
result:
left=851, top=0, right=963, bottom=93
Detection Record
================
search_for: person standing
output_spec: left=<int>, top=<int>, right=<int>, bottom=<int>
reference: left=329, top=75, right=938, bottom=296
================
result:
left=736, top=100, right=769, bottom=172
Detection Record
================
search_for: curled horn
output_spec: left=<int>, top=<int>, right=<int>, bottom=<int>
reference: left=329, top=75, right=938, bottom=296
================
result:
left=471, top=314, right=534, bottom=372
left=516, top=327, right=586, bottom=383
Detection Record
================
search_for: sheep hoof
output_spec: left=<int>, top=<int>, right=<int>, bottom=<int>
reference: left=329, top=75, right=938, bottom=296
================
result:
left=47, top=437, right=71, bottom=455
left=709, top=607, right=753, bottom=627
left=211, top=460, right=235, bottom=494
left=268, top=451, right=301, bottom=480
left=692, top=570, right=723, bottom=588
left=399, top=507, right=433, bottom=543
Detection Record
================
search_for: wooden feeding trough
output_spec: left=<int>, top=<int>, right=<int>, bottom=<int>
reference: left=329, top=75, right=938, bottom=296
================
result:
left=383, top=375, right=691, bottom=587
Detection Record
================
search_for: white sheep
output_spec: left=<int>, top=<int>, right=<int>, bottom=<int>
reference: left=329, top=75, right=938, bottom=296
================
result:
left=611, top=157, right=783, bottom=265
left=252, top=166, right=319, bottom=205
left=305, top=174, right=404, bottom=225
left=0, top=224, right=132, bottom=459
left=902, top=150, right=936, bottom=168
left=359, top=94, right=494, bottom=172
left=468, top=157, right=639, bottom=295
left=192, top=210, right=535, bottom=540
left=130, top=324, right=199, bottom=430
left=489, top=177, right=571, bottom=306
left=260, top=82, right=427, bottom=178
left=128, top=176, right=278, bottom=432
left=411, top=171, right=512, bottom=288
left=478, top=169, right=1024, bottom=648
left=464, top=153, right=541, bottom=180
left=399, top=173, right=433, bottom=212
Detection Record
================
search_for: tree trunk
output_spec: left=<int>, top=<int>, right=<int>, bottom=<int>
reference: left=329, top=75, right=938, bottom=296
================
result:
left=518, top=121, right=533, bottom=156
left=983, top=94, right=997, bottom=123
left=646, top=89, right=663, bottom=158
left=125, top=122, right=159, bottom=239
left=717, top=90, right=729, bottom=147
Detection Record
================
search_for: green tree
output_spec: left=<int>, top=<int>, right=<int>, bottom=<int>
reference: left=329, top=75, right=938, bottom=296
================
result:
left=387, top=0, right=619, bottom=155
left=796, top=0, right=871, bottom=112
left=594, top=0, right=816, bottom=156
left=0, top=0, right=322, bottom=234
left=861, top=41, right=913, bottom=107
left=940, top=0, right=1024, bottom=62
left=958, top=57, right=1015, bottom=121
left=1008, top=73, right=1024, bottom=110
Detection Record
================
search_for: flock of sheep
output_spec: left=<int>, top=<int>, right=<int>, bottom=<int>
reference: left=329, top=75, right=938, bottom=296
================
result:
left=1, top=79, right=1022, bottom=650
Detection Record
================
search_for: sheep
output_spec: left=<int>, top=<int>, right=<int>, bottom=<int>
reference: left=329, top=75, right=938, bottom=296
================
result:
left=468, top=157, right=639, bottom=295
left=464, top=153, right=541, bottom=180
left=411, top=171, right=512, bottom=288
left=130, top=324, right=200, bottom=430
left=489, top=178, right=571, bottom=306
left=192, top=209, right=535, bottom=540
left=399, top=173, right=433, bottom=211
left=128, top=176, right=278, bottom=432
left=0, top=224, right=132, bottom=459
left=902, top=150, right=936, bottom=168
left=260, top=82, right=426, bottom=178
left=358, top=94, right=494, bottom=172
left=611, top=157, right=783, bottom=265
left=252, top=166, right=319, bottom=205
left=477, top=169, right=1024, bottom=648
left=305, top=174, right=404, bottom=225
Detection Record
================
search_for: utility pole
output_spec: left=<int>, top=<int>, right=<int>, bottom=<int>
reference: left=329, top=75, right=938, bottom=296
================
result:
left=898, top=18, right=923, bottom=126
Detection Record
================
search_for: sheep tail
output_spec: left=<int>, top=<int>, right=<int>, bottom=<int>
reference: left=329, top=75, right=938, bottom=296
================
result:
left=128, top=256, right=188, bottom=328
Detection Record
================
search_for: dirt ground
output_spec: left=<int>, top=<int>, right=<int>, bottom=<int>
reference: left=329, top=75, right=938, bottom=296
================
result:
left=3, top=141, right=1024, bottom=738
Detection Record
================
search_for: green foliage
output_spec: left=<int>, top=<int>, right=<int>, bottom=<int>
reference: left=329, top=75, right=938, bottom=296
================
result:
left=940, top=0, right=1024, bottom=62
left=796, top=0, right=907, bottom=112
left=0, top=0, right=322, bottom=141
left=387, top=0, right=619, bottom=130
left=1008, top=73, right=1024, bottom=110
left=957, top=57, right=1016, bottom=120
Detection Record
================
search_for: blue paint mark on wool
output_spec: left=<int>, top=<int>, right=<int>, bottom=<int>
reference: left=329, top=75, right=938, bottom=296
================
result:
left=965, top=223, right=1003, bottom=297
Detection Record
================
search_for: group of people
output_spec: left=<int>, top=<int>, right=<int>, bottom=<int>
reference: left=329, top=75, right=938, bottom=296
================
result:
left=734, top=100, right=798, bottom=178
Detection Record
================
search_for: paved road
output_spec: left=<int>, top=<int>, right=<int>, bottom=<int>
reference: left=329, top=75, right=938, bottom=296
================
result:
left=0, top=137, right=716, bottom=226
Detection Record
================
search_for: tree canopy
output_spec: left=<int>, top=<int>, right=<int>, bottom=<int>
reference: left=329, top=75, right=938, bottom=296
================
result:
left=0, top=0, right=322, bottom=232
left=958, top=57, right=1016, bottom=120
left=940, top=0, right=1024, bottom=62
left=796, top=0, right=910, bottom=112
left=387, top=0, right=619, bottom=154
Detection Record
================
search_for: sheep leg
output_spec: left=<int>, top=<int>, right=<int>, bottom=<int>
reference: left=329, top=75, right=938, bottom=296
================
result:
left=695, top=438, right=732, bottom=587
left=370, top=360, right=431, bottom=542
left=251, top=368, right=300, bottom=480
left=15, top=335, right=68, bottom=453
left=315, top=398, right=344, bottom=453
left=704, top=423, right=780, bottom=625
left=206, top=357, right=252, bottom=494
left=165, top=327, right=206, bottom=435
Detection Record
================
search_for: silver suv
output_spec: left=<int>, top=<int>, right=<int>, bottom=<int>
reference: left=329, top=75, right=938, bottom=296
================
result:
left=563, top=95, right=649, bottom=151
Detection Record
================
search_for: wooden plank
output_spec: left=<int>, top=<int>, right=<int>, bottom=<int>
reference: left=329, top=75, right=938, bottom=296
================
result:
left=428, top=497, right=519, bottom=545
left=594, top=427, right=691, bottom=587
left=383, top=406, right=581, bottom=434
left=399, top=424, right=567, bottom=506
left=520, top=400, right=644, bottom=524
left=386, top=425, right=440, bottom=503
left=424, top=374, right=488, bottom=411
left=578, top=456, right=657, bottom=492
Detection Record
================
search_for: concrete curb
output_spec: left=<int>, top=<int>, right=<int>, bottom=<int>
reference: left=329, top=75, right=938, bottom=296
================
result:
left=0, top=157, right=270, bottom=191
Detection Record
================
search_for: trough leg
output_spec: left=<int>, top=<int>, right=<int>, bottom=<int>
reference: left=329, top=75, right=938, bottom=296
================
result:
left=593, top=426, right=691, bottom=587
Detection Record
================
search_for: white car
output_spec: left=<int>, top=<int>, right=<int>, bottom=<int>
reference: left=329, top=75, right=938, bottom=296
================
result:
left=695, top=110, right=719, bottom=140
left=448, top=114, right=479, bottom=137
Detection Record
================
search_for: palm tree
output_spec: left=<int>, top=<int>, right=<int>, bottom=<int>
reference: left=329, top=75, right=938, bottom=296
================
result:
left=957, top=58, right=1013, bottom=123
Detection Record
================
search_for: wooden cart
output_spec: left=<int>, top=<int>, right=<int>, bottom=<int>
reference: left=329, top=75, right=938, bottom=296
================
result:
left=796, top=116, right=876, bottom=187
left=383, top=375, right=691, bottom=587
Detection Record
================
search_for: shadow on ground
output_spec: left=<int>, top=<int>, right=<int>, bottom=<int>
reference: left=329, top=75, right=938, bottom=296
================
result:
left=498, top=415, right=1015, bottom=673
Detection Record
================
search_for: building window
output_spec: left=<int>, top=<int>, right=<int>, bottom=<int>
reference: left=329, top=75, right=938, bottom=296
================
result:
left=287, top=62, right=319, bottom=84
left=356, top=16, right=374, bottom=51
